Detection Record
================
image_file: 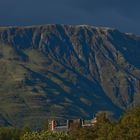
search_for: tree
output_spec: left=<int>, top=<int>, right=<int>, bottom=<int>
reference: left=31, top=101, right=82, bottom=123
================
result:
left=111, top=107, right=140, bottom=140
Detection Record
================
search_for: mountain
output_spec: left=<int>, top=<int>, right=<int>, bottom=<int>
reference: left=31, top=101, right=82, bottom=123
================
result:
left=0, top=24, right=140, bottom=128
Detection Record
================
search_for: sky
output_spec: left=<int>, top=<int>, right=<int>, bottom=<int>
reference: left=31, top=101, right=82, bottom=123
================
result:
left=0, top=0, right=140, bottom=35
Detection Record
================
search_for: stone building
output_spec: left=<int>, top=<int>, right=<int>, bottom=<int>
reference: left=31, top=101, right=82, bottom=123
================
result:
left=48, top=117, right=97, bottom=132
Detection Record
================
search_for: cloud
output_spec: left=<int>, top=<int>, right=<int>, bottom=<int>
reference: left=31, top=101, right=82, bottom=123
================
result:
left=0, top=0, right=139, bottom=34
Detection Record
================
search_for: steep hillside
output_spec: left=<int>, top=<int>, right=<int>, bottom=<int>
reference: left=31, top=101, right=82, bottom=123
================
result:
left=0, top=24, right=140, bottom=127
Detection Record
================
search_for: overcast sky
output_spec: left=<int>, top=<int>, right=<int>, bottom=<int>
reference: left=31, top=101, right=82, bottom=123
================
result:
left=0, top=0, right=140, bottom=34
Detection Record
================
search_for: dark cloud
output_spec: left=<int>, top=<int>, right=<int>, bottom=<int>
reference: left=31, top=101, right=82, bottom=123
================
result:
left=0, top=0, right=139, bottom=34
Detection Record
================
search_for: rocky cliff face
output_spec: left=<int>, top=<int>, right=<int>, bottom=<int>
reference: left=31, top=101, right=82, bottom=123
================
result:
left=0, top=24, right=140, bottom=127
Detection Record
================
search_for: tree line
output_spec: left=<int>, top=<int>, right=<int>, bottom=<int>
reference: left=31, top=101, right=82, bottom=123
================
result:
left=0, top=107, right=140, bottom=140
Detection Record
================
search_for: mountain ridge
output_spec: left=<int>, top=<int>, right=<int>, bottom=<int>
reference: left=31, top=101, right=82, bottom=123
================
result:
left=1, top=24, right=140, bottom=37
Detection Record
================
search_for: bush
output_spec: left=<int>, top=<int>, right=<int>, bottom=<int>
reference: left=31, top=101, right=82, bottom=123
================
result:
left=20, top=131, right=73, bottom=140
left=0, top=127, right=21, bottom=140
